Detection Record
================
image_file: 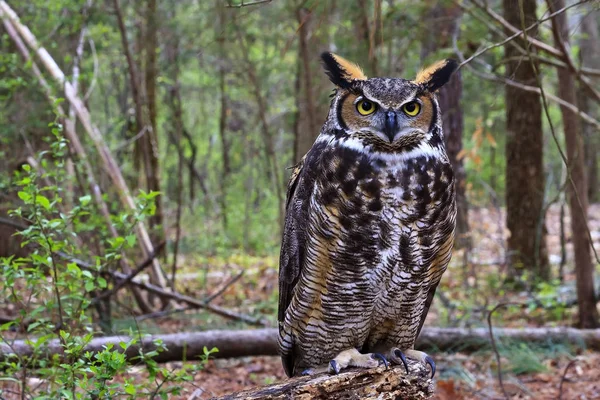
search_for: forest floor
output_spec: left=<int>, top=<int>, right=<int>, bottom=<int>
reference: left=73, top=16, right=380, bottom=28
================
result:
left=128, top=203, right=600, bottom=399
left=1, top=204, right=599, bottom=399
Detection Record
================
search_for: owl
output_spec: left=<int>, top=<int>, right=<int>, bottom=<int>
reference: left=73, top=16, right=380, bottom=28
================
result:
left=277, top=53, right=457, bottom=378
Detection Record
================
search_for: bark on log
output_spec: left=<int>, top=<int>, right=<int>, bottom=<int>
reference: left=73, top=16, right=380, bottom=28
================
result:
left=214, top=362, right=434, bottom=400
left=2, top=327, right=600, bottom=365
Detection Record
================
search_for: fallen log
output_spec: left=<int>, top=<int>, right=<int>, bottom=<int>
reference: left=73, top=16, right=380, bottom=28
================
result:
left=214, top=361, right=434, bottom=400
left=1, top=327, right=599, bottom=365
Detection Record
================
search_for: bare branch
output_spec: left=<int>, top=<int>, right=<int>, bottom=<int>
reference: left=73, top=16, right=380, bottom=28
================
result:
left=453, top=38, right=600, bottom=130
left=225, top=0, right=273, bottom=8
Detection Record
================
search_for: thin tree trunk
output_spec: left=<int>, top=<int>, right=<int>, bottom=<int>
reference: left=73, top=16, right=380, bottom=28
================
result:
left=294, top=6, right=319, bottom=163
left=293, top=3, right=330, bottom=164
left=143, top=0, right=165, bottom=247
left=503, top=0, right=549, bottom=281
left=579, top=8, right=600, bottom=203
left=164, top=8, right=185, bottom=291
left=548, top=0, right=599, bottom=328
left=421, top=2, right=471, bottom=250
left=217, top=2, right=230, bottom=229
left=235, top=25, right=284, bottom=226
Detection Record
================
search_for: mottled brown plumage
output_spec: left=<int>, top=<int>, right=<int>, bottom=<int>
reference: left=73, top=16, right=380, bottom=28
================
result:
left=278, top=53, right=458, bottom=377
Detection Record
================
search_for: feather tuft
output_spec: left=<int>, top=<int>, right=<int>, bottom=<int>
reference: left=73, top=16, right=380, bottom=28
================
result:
left=414, top=59, right=458, bottom=91
left=321, top=52, right=367, bottom=89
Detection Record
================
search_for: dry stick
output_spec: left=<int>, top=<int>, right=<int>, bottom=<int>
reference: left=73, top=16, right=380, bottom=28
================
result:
left=225, top=0, right=273, bottom=7
left=83, top=36, right=98, bottom=102
left=0, top=1, right=168, bottom=292
left=58, top=253, right=268, bottom=326
left=558, top=358, right=578, bottom=400
left=487, top=302, right=523, bottom=400
left=0, top=15, right=154, bottom=314
left=204, top=271, right=245, bottom=304
left=136, top=271, right=245, bottom=321
left=92, top=241, right=166, bottom=304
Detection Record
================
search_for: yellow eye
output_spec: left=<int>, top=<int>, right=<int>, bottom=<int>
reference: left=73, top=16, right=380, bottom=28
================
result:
left=356, top=99, right=377, bottom=116
left=402, top=101, right=421, bottom=117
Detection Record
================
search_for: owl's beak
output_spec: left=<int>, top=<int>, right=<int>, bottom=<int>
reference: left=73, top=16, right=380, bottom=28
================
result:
left=383, top=111, right=399, bottom=142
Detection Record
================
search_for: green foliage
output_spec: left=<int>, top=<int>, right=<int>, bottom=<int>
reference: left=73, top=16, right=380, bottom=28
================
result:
left=0, top=128, right=213, bottom=398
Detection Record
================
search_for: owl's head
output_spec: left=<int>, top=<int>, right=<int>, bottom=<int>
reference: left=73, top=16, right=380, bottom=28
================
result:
left=321, top=52, right=458, bottom=152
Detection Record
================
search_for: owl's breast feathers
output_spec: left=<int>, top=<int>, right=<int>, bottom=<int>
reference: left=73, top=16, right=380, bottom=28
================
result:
left=278, top=132, right=456, bottom=376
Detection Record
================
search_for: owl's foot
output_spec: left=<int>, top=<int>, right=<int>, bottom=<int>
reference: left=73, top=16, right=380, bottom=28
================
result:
left=327, top=348, right=384, bottom=375
left=390, top=348, right=436, bottom=378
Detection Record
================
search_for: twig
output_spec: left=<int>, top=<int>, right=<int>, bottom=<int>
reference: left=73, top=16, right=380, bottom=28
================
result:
left=487, top=302, right=524, bottom=400
left=134, top=306, right=194, bottom=322
left=468, top=0, right=570, bottom=58
left=458, top=0, right=586, bottom=68
left=451, top=32, right=600, bottom=130
left=204, top=271, right=244, bottom=304
left=558, top=359, right=578, bottom=399
left=92, top=241, right=166, bottom=304
left=58, top=253, right=269, bottom=326
left=225, top=0, right=273, bottom=8
left=83, top=37, right=98, bottom=102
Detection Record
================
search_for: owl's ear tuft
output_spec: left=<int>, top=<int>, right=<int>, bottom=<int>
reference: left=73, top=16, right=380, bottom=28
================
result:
left=414, top=59, right=458, bottom=92
left=321, top=52, right=367, bottom=89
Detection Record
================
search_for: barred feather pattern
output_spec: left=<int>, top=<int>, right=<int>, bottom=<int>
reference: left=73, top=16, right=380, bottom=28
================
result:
left=278, top=121, right=456, bottom=376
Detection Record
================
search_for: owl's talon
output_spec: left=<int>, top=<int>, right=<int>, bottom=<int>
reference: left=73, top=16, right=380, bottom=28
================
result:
left=328, top=359, right=341, bottom=375
left=424, top=355, right=436, bottom=378
left=391, top=348, right=410, bottom=374
left=301, top=368, right=313, bottom=376
left=371, top=353, right=389, bottom=369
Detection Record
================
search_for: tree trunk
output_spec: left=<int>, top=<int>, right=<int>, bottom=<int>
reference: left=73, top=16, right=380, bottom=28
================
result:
left=217, top=2, right=230, bottom=229
left=143, top=0, right=164, bottom=246
left=579, top=8, right=600, bottom=203
left=503, top=0, right=549, bottom=281
left=421, top=2, right=471, bottom=249
left=548, top=0, right=599, bottom=328
left=3, top=327, right=600, bottom=365
left=292, top=4, right=330, bottom=164
left=235, top=24, right=284, bottom=226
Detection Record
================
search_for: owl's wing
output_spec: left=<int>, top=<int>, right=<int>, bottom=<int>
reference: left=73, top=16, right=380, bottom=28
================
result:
left=278, top=154, right=308, bottom=324
left=415, top=233, right=455, bottom=339
left=277, top=153, right=313, bottom=376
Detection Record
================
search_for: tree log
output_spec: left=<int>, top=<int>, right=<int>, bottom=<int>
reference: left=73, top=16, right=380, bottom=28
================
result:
left=214, top=362, right=434, bottom=400
left=2, top=327, right=600, bottom=365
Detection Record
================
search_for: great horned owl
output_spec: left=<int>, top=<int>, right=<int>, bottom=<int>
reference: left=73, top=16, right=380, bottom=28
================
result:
left=278, top=53, right=457, bottom=377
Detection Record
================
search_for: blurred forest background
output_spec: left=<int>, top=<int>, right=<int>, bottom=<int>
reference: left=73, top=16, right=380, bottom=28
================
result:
left=0, top=0, right=599, bottom=398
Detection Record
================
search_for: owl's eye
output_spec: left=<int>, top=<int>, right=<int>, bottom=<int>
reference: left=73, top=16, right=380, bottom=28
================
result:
left=356, top=99, right=377, bottom=116
left=402, top=101, right=421, bottom=117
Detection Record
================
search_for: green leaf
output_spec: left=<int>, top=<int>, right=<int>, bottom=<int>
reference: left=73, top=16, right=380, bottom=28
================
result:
left=17, top=191, right=31, bottom=202
left=35, top=194, right=51, bottom=210
left=125, top=234, right=136, bottom=248
left=124, top=383, right=136, bottom=395
left=84, top=281, right=95, bottom=292
left=79, top=195, right=91, bottom=206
